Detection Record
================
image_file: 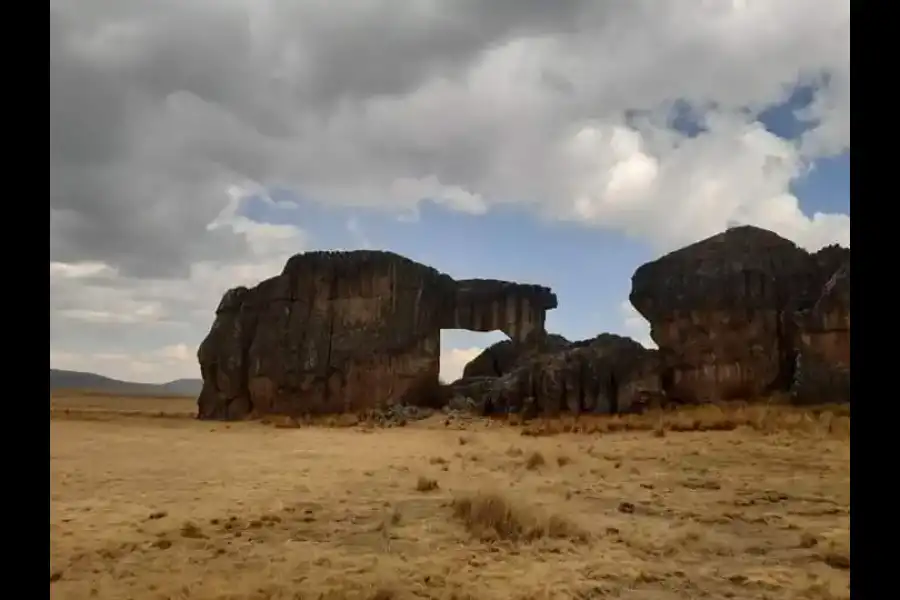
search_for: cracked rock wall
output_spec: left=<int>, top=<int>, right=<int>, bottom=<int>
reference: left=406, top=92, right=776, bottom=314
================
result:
left=197, top=251, right=556, bottom=419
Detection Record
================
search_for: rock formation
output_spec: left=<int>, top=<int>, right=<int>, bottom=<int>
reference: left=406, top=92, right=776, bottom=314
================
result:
left=197, top=251, right=557, bottom=420
left=629, top=226, right=849, bottom=404
left=198, top=226, right=850, bottom=421
left=461, top=334, right=571, bottom=379
left=453, top=334, right=662, bottom=417
left=792, top=261, right=850, bottom=404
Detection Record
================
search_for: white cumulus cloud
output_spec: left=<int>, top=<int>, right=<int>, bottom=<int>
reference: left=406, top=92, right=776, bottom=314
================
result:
left=439, top=347, right=485, bottom=384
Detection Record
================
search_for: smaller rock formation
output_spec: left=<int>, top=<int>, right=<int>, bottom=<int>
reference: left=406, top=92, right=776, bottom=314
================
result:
left=792, top=262, right=850, bottom=404
left=452, top=334, right=662, bottom=417
left=461, top=334, right=571, bottom=379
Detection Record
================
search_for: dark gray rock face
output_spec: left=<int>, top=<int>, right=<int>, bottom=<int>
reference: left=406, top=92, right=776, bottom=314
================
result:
left=792, top=261, right=850, bottom=404
left=453, top=334, right=662, bottom=417
left=628, top=226, right=850, bottom=404
left=461, top=334, right=571, bottom=379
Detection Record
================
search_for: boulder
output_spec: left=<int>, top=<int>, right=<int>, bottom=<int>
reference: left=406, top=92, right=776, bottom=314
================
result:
left=197, top=250, right=557, bottom=420
left=629, top=226, right=849, bottom=403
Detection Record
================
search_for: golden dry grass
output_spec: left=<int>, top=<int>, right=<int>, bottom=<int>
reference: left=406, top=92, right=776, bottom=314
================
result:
left=50, top=392, right=197, bottom=420
left=50, top=394, right=850, bottom=600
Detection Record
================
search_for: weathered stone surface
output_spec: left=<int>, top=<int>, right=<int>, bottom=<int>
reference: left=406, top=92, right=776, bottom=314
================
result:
left=446, top=376, right=497, bottom=405
left=460, top=334, right=571, bottom=379
left=792, top=262, right=850, bottom=404
left=200, top=227, right=849, bottom=421
left=629, top=226, right=850, bottom=404
left=197, top=287, right=256, bottom=420
left=197, top=250, right=557, bottom=420
left=455, top=334, right=662, bottom=417
left=446, top=280, right=558, bottom=341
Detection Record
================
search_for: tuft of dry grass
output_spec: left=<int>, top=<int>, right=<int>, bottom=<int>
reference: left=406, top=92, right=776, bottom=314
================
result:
left=524, top=451, right=546, bottom=470
left=451, top=491, right=589, bottom=543
left=821, top=551, right=851, bottom=571
left=179, top=521, right=206, bottom=539
left=415, top=476, right=440, bottom=492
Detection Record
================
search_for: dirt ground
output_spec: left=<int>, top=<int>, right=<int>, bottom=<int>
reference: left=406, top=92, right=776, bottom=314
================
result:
left=49, top=396, right=850, bottom=600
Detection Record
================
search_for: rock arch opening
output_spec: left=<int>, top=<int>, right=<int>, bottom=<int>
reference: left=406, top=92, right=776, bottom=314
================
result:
left=439, top=330, right=509, bottom=383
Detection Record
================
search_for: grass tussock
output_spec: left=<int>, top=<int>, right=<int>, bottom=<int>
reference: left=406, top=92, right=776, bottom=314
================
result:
left=451, top=490, right=590, bottom=543
left=179, top=521, right=206, bottom=539
left=518, top=402, right=850, bottom=439
left=524, top=451, right=546, bottom=470
left=415, top=476, right=440, bottom=492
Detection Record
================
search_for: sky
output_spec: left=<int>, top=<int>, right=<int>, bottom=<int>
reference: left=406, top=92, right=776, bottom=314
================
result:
left=49, top=0, right=850, bottom=384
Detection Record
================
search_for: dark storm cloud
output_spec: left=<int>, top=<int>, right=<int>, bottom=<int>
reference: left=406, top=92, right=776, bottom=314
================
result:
left=48, top=0, right=597, bottom=277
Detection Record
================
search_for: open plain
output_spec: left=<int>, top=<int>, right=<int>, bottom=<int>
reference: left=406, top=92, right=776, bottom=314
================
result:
left=50, top=394, right=850, bottom=600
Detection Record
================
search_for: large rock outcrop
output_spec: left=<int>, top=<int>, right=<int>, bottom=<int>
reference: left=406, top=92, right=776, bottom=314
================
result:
left=629, top=226, right=849, bottom=404
left=197, top=251, right=557, bottom=420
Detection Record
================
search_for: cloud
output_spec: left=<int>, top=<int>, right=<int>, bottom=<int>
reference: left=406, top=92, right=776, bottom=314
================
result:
left=620, top=301, right=657, bottom=350
left=51, top=0, right=849, bottom=269
left=50, top=188, right=310, bottom=382
left=440, top=347, right=484, bottom=383
left=50, top=344, right=197, bottom=383
left=50, top=0, right=850, bottom=382
left=345, top=216, right=372, bottom=249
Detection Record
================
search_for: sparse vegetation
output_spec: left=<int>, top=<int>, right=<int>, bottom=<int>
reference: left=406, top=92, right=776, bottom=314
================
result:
left=519, top=401, right=851, bottom=439
left=179, top=521, right=206, bottom=539
left=451, top=490, right=589, bottom=543
left=50, top=391, right=850, bottom=599
left=524, top=450, right=546, bottom=470
left=415, top=476, right=440, bottom=492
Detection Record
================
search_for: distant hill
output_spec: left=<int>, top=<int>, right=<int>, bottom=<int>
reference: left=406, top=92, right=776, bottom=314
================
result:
left=160, top=378, right=204, bottom=396
left=49, top=369, right=202, bottom=397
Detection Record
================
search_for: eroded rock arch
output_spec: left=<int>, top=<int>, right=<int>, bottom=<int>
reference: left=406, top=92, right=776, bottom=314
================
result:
left=196, top=251, right=557, bottom=420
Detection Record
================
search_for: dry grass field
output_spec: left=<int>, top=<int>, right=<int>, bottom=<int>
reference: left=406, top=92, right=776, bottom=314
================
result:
left=50, top=390, right=198, bottom=419
left=50, top=393, right=850, bottom=600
